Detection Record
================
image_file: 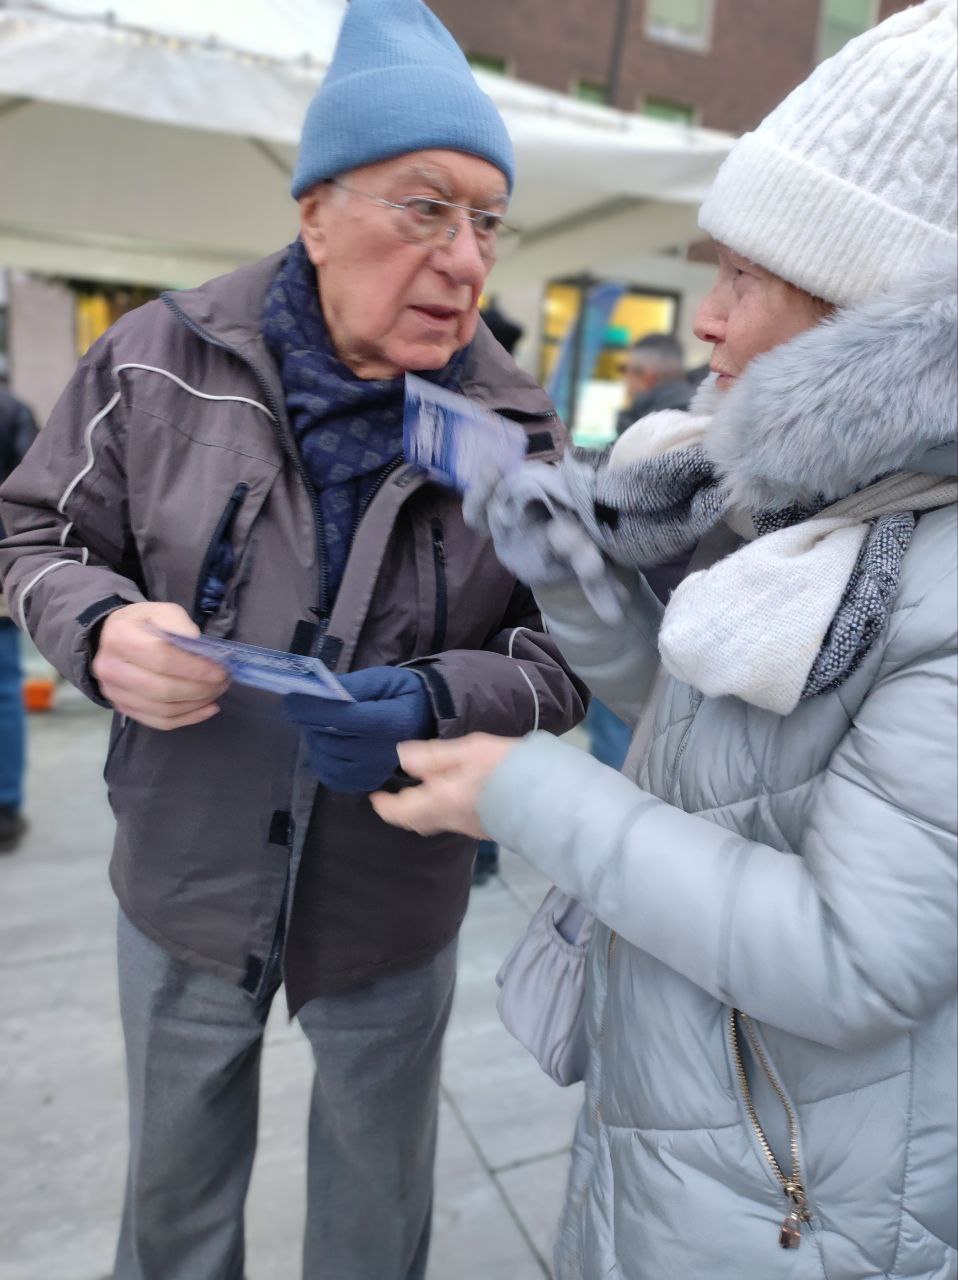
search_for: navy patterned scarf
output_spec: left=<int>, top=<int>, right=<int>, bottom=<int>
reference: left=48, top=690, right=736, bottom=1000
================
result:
left=262, top=239, right=467, bottom=603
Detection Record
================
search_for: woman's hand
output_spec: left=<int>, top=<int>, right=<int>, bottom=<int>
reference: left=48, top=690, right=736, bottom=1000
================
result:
left=370, top=734, right=521, bottom=838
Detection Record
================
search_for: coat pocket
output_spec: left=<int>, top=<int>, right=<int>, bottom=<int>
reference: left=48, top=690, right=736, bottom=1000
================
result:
left=192, top=482, right=250, bottom=628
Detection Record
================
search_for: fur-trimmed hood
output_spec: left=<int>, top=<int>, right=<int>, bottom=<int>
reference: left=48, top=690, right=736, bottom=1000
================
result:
left=704, top=246, right=958, bottom=511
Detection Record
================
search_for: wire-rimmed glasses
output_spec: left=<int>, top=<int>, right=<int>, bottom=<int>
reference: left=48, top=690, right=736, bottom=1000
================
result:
left=331, top=181, right=520, bottom=262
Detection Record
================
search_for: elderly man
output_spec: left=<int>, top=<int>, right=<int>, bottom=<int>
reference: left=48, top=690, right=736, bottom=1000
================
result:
left=0, top=2, right=585, bottom=1277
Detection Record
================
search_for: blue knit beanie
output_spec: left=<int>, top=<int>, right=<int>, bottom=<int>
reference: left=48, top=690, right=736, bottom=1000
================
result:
left=291, top=0, right=515, bottom=197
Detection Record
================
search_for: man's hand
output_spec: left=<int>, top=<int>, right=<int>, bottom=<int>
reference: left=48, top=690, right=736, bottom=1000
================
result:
left=285, top=666, right=434, bottom=794
left=92, top=602, right=230, bottom=730
left=370, top=734, right=520, bottom=838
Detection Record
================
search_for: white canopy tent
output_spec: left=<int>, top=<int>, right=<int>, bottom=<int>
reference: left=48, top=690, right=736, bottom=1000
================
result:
left=0, top=0, right=732, bottom=291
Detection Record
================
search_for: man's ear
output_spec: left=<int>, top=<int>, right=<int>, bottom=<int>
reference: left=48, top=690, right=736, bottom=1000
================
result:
left=298, top=187, right=332, bottom=267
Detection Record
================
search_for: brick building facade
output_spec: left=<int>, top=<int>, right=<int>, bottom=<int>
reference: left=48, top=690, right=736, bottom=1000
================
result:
left=431, top=0, right=916, bottom=134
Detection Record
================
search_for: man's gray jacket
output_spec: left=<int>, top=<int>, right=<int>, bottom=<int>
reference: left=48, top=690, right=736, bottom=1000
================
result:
left=0, top=251, right=586, bottom=1011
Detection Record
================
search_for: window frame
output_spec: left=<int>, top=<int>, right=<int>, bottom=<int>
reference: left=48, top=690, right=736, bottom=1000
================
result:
left=572, top=77, right=610, bottom=105
left=816, top=0, right=877, bottom=62
left=641, top=95, right=699, bottom=124
left=644, top=0, right=714, bottom=54
left=467, top=51, right=511, bottom=77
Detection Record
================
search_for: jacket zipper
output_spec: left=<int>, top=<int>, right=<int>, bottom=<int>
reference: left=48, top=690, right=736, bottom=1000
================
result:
left=729, top=1009, right=812, bottom=1249
left=351, top=456, right=406, bottom=541
left=430, top=517, right=448, bottom=652
left=161, top=295, right=331, bottom=619
left=192, top=481, right=250, bottom=628
left=672, top=689, right=703, bottom=778
left=591, top=929, right=618, bottom=1124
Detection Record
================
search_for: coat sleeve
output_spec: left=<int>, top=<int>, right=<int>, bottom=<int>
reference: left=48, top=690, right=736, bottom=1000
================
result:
left=412, top=579, right=589, bottom=739
left=477, top=570, right=957, bottom=1051
left=0, top=342, right=145, bottom=702
left=530, top=568, right=665, bottom=728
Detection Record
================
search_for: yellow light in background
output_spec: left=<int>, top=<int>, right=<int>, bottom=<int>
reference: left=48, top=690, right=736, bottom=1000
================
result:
left=75, top=295, right=113, bottom=356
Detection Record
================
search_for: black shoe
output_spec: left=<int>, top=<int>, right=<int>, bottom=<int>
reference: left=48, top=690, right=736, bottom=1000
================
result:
left=471, top=842, right=499, bottom=886
left=0, top=806, right=26, bottom=853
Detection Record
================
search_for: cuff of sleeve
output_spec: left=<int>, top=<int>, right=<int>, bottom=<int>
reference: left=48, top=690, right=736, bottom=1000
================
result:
left=76, top=592, right=142, bottom=707
left=403, top=659, right=456, bottom=732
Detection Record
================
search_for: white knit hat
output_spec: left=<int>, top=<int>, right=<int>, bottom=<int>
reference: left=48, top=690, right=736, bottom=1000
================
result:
left=699, top=0, right=958, bottom=306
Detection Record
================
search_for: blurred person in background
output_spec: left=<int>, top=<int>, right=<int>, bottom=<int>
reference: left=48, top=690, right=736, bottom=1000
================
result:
left=0, top=2, right=585, bottom=1277
left=615, top=331, right=693, bottom=436
left=480, top=296, right=524, bottom=359
left=373, top=4, right=958, bottom=1277
left=0, top=377, right=36, bottom=851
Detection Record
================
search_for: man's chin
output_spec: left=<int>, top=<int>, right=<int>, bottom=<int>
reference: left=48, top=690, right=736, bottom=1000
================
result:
left=394, top=339, right=465, bottom=374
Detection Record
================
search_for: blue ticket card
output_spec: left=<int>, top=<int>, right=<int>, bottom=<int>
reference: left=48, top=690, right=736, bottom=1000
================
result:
left=153, top=629, right=354, bottom=701
left=403, top=374, right=527, bottom=494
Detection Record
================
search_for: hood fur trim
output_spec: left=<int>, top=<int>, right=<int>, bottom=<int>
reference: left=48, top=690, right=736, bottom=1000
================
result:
left=705, top=246, right=958, bottom=511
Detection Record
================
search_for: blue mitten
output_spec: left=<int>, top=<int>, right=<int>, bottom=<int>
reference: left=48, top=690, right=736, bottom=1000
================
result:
left=285, top=666, right=434, bottom=794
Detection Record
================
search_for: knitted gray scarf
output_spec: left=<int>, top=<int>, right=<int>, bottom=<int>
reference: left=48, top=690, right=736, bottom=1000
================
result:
left=560, top=438, right=916, bottom=703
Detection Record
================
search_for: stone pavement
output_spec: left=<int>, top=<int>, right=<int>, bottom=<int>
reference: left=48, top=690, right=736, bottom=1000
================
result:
left=0, top=686, right=585, bottom=1280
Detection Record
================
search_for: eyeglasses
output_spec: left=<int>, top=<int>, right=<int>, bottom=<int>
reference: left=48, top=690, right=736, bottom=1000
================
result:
left=331, top=181, right=520, bottom=262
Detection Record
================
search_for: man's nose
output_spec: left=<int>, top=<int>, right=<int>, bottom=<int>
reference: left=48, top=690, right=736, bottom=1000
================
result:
left=433, top=217, right=488, bottom=286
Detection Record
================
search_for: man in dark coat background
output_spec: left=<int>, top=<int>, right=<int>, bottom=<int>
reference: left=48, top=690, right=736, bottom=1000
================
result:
left=0, top=378, right=36, bottom=850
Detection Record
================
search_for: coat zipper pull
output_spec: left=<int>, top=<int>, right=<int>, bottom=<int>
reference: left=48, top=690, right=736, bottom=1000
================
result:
left=779, top=1183, right=810, bottom=1250
left=779, top=1213, right=802, bottom=1250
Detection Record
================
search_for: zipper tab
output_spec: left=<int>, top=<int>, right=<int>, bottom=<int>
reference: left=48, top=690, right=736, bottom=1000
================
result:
left=779, top=1214, right=802, bottom=1250
left=779, top=1184, right=810, bottom=1249
left=729, top=1010, right=813, bottom=1251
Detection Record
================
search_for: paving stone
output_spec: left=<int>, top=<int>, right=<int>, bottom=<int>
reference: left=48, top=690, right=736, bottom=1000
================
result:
left=427, top=1097, right=548, bottom=1280
left=496, top=1152, right=574, bottom=1270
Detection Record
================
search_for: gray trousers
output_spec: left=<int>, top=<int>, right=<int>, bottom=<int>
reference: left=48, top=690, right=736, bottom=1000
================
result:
left=113, top=909, right=457, bottom=1280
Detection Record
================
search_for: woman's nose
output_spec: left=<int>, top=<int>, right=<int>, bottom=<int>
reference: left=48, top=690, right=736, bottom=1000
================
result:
left=693, top=289, right=725, bottom=345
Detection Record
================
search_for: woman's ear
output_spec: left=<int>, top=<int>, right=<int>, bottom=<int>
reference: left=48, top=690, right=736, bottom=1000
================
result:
left=298, top=187, right=332, bottom=268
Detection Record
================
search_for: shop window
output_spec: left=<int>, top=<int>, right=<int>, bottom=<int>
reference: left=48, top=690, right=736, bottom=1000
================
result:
left=819, top=0, right=875, bottom=60
left=540, top=277, right=678, bottom=446
left=574, top=78, right=609, bottom=105
left=643, top=96, right=696, bottom=123
left=73, top=283, right=158, bottom=356
left=645, top=0, right=713, bottom=52
left=468, top=52, right=508, bottom=75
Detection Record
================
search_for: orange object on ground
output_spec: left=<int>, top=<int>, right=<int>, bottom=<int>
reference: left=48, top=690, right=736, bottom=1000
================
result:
left=23, top=676, right=57, bottom=712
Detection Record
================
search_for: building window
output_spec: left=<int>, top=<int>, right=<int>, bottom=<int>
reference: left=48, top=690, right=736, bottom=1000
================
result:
left=818, top=0, right=875, bottom=61
left=540, top=277, right=678, bottom=444
left=73, top=283, right=157, bottom=356
left=574, top=78, right=609, bottom=105
left=468, top=52, right=508, bottom=75
left=642, top=95, right=696, bottom=123
left=645, top=0, right=713, bottom=52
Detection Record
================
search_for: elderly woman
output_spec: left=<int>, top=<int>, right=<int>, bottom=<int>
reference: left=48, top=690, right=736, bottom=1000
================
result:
left=373, top=4, right=958, bottom=1278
